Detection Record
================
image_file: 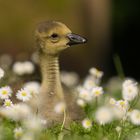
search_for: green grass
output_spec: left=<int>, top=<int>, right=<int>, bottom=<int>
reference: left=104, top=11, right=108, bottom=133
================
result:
left=1, top=119, right=140, bottom=140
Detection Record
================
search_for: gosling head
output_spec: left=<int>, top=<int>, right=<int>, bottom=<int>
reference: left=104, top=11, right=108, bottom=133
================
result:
left=35, top=21, right=87, bottom=55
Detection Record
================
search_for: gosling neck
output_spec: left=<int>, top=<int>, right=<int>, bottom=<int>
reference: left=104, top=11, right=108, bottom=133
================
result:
left=40, top=52, right=64, bottom=98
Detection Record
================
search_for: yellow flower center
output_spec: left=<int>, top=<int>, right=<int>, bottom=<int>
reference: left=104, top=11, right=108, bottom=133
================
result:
left=5, top=101, right=11, bottom=106
left=85, top=120, right=91, bottom=126
left=96, top=70, right=100, bottom=75
left=2, top=90, right=8, bottom=95
left=15, top=132, right=23, bottom=138
left=128, top=88, right=132, bottom=93
left=120, top=101, right=125, bottom=107
left=96, top=70, right=102, bottom=77
left=95, top=91, right=100, bottom=95
left=110, top=99, right=115, bottom=105
left=21, top=92, right=27, bottom=96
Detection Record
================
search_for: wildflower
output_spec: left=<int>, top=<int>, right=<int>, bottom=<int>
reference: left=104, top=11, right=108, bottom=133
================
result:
left=23, top=117, right=43, bottom=132
left=13, top=62, right=23, bottom=75
left=31, top=52, right=39, bottom=64
left=95, top=106, right=113, bottom=125
left=115, top=126, right=122, bottom=133
left=3, top=99, right=13, bottom=108
left=78, top=88, right=91, bottom=101
left=0, top=86, right=12, bottom=99
left=82, top=118, right=92, bottom=129
left=135, top=132, right=139, bottom=136
left=13, top=61, right=35, bottom=76
left=109, top=99, right=129, bottom=119
left=0, top=68, right=4, bottom=79
left=91, top=86, right=104, bottom=97
left=40, top=119, right=47, bottom=126
left=0, top=54, right=13, bottom=69
left=122, top=79, right=136, bottom=87
left=16, top=88, right=32, bottom=102
left=109, top=98, right=116, bottom=105
left=24, top=61, right=35, bottom=74
left=23, top=81, right=40, bottom=95
left=0, top=103, right=32, bottom=121
left=83, top=77, right=96, bottom=90
left=89, top=67, right=103, bottom=79
left=130, top=109, right=140, bottom=125
left=111, top=106, right=126, bottom=120
left=14, top=127, right=23, bottom=139
left=60, top=71, right=79, bottom=87
left=77, top=99, right=86, bottom=107
left=122, top=79, right=138, bottom=101
left=20, top=133, right=34, bottom=140
left=116, top=100, right=129, bottom=111
left=54, top=102, right=66, bottom=114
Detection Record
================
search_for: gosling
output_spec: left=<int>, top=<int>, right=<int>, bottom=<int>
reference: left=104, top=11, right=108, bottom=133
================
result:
left=35, top=21, right=87, bottom=126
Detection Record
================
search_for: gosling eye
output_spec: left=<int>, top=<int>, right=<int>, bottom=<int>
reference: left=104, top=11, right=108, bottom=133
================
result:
left=51, top=33, right=59, bottom=38
left=50, top=33, right=59, bottom=43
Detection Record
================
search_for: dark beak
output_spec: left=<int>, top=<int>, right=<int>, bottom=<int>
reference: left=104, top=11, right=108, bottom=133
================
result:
left=67, top=33, right=87, bottom=46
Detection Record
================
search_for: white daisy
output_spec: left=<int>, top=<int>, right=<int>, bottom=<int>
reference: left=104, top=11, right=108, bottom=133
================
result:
left=60, top=71, right=79, bottom=87
left=89, top=67, right=103, bottom=79
left=83, top=77, right=97, bottom=90
left=130, top=109, right=140, bottom=125
left=20, top=133, right=34, bottom=140
left=122, top=79, right=136, bottom=88
left=0, top=103, right=32, bottom=121
left=122, top=79, right=138, bottom=101
left=82, top=118, right=92, bottom=129
left=111, top=106, right=126, bottom=120
left=0, top=86, right=12, bottom=99
left=95, top=106, right=113, bottom=125
left=23, top=117, right=43, bottom=132
left=78, top=88, right=91, bottom=102
left=91, top=86, right=104, bottom=97
left=23, top=81, right=40, bottom=95
left=77, top=99, right=86, bottom=107
left=123, top=85, right=138, bottom=101
left=40, top=119, right=47, bottom=126
left=116, top=100, right=129, bottom=111
left=13, top=62, right=25, bottom=75
left=24, top=61, right=35, bottom=74
left=3, top=99, right=13, bottom=108
left=54, top=102, right=66, bottom=114
left=0, top=68, right=4, bottom=79
left=31, top=52, right=39, bottom=64
left=16, top=88, right=32, bottom=102
left=115, top=126, right=122, bottom=133
left=109, top=98, right=116, bottom=105
left=13, top=61, right=35, bottom=76
left=14, top=127, right=23, bottom=139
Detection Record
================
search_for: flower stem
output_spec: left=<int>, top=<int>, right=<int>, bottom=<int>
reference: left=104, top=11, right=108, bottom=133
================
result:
left=95, top=97, right=98, bottom=108
left=61, top=108, right=66, bottom=131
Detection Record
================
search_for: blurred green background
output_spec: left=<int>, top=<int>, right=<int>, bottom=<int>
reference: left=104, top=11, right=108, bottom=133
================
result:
left=0, top=0, right=140, bottom=79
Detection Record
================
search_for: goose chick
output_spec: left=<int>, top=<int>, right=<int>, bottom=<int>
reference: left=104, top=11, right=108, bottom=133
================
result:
left=35, top=21, right=87, bottom=126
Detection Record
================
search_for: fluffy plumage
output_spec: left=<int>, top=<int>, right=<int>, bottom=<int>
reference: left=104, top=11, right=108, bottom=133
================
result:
left=35, top=21, right=87, bottom=126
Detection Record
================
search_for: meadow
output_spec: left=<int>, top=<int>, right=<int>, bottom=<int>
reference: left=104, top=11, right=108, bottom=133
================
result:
left=0, top=54, right=140, bottom=140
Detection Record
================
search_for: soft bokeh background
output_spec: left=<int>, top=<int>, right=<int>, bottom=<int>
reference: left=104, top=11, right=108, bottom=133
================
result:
left=0, top=0, right=139, bottom=79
